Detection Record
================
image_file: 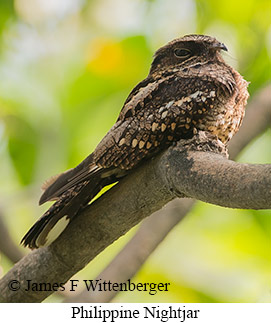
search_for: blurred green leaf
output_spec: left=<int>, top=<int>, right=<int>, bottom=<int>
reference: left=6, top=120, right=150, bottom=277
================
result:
left=5, top=115, right=39, bottom=185
left=0, top=0, right=14, bottom=37
left=250, top=210, right=271, bottom=238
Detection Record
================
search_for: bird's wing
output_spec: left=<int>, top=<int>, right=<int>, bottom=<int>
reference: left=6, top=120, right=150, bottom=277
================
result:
left=94, top=75, right=220, bottom=170
left=23, top=173, right=113, bottom=248
left=117, top=75, right=167, bottom=122
left=39, top=153, right=103, bottom=204
left=40, top=73, right=225, bottom=204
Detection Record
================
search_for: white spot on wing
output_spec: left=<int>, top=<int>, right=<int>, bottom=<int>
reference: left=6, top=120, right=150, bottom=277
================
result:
left=209, top=90, right=216, bottom=97
left=41, top=216, right=70, bottom=247
left=161, top=111, right=168, bottom=118
left=190, top=90, right=202, bottom=99
left=165, top=100, right=174, bottom=108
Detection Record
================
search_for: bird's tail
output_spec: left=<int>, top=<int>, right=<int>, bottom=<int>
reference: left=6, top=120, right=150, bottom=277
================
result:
left=21, top=174, right=111, bottom=249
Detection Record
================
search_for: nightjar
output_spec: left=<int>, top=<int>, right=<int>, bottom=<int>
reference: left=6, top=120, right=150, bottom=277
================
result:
left=22, top=34, right=249, bottom=249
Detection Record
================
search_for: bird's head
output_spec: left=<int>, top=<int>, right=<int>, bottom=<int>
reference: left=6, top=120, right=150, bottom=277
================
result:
left=150, top=34, right=228, bottom=75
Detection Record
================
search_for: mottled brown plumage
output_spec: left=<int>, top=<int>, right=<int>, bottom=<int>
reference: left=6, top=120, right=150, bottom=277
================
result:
left=22, top=34, right=249, bottom=249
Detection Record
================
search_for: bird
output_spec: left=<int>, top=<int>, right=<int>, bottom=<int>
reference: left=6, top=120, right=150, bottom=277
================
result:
left=21, top=34, right=249, bottom=249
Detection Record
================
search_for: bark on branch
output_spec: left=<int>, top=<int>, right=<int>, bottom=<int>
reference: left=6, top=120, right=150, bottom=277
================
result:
left=0, top=212, right=24, bottom=264
left=64, top=198, right=195, bottom=303
left=0, top=129, right=270, bottom=302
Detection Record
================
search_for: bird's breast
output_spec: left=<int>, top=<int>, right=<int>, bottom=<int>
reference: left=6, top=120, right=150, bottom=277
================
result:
left=196, top=71, right=249, bottom=144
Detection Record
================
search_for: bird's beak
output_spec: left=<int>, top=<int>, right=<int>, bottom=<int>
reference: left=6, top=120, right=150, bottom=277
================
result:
left=211, top=42, right=228, bottom=52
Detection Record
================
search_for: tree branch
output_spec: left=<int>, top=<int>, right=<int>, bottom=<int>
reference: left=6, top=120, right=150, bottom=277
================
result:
left=64, top=198, right=195, bottom=302
left=0, top=129, right=270, bottom=302
left=0, top=211, right=24, bottom=264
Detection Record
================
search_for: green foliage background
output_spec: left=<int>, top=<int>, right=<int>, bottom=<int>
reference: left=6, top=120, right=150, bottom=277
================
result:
left=0, top=0, right=270, bottom=302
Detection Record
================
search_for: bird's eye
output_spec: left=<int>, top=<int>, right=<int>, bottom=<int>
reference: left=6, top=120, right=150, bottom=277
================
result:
left=174, top=48, right=191, bottom=58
